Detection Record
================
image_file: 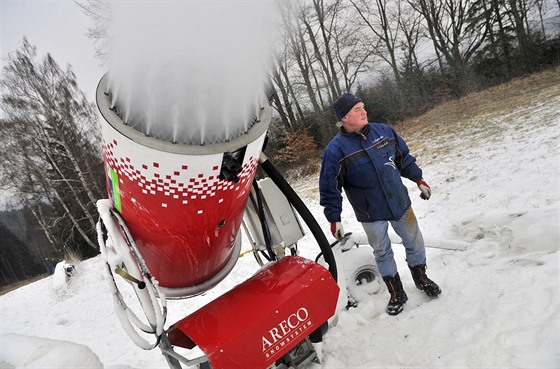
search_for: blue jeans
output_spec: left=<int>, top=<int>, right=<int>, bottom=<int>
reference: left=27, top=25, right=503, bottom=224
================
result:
left=361, top=207, right=426, bottom=278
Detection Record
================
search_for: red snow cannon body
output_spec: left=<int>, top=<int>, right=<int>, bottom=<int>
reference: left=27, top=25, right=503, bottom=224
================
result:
left=96, top=73, right=272, bottom=298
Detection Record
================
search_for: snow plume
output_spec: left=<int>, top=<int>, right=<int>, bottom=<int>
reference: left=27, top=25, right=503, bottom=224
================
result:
left=105, top=1, right=279, bottom=145
left=50, top=260, right=77, bottom=298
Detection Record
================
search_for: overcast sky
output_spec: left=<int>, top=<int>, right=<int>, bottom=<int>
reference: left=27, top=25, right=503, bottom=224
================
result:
left=1, top=1, right=105, bottom=100
left=2, top=0, right=558, bottom=103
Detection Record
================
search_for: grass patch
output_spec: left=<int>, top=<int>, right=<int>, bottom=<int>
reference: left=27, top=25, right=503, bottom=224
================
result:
left=394, top=66, right=560, bottom=163
left=0, top=274, right=49, bottom=296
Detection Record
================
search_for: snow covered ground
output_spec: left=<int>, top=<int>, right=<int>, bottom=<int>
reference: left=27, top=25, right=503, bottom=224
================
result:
left=1, top=79, right=558, bottom=368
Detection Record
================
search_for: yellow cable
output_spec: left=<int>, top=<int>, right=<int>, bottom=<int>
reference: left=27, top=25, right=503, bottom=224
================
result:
left=239, top=249, right=256, bottom=257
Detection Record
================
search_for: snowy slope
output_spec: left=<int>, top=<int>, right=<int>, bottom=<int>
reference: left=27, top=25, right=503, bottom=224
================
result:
left=1, top=75, right=558, bottom=368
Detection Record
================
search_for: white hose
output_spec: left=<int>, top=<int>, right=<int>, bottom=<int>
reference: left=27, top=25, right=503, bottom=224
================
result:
left=96, top=199, right=167, bottom=350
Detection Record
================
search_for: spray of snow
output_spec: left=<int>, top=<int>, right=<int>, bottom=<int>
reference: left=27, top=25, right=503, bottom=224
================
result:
left=50, top=260, right=77, bottom=297
left=105, top=2, right=279, bottom=145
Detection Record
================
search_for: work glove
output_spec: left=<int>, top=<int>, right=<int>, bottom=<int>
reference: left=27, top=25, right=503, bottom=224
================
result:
left=330, top=222, right=344, bottom=241
left=417, top=179, right=431, bottom=200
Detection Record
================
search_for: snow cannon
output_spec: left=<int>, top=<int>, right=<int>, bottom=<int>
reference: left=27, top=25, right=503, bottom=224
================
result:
left=95, top=71, right=351, bottom=369
left=96, top=73, right=270, bottom=298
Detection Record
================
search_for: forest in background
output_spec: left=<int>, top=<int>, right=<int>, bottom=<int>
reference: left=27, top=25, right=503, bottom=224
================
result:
left=1, top=0, right=559, bottom=286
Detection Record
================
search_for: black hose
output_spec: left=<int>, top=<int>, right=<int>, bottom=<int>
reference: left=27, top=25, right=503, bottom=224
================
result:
left=314, top=235, right=357, bottom=263
left=314, top=239, right=340, bottom=263
left=258, top=153, right=337, bottom=282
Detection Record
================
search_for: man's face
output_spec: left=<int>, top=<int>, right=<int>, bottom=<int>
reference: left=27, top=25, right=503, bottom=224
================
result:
left=341, top=102, right=367, bottom=132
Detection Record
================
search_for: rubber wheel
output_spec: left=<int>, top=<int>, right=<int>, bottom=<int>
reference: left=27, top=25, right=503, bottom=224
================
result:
left=342, top=247, right=381, bottom=301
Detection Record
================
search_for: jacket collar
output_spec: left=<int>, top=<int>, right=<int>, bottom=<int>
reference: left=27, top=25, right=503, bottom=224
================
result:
left=339, top=123, right=370, bottom=139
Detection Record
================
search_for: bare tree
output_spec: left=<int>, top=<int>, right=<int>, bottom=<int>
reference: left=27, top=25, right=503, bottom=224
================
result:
left=0, top=38, right=105, bottom=259
left=284, top=0, right=373, bottom=104
left=349, top=0, right=403, bottom=88
left=74, top=0, right=111, bottom=62
left=408, top=0, right=491, bottom=94
left=308, top=0, right=343, bottom=98
left=505, top=0, right=549, bottom=44
left=270, top=49, right=301, bottom=129
left=399, top=1, right=426, bottom=75
left=476, top=0, right=550, bottom=76
left=331, top=6, right=375, bottom=93
left=278, top=1, right=325, bottom=113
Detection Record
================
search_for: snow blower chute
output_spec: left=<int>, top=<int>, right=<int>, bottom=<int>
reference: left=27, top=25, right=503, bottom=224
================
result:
left=95, top=72, right=343, bottom=369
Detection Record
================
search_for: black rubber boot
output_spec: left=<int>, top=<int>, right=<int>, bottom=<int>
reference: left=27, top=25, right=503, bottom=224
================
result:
left=383, top=272, right=408, bottom=316
left=409, top=264, right=441, bottom=297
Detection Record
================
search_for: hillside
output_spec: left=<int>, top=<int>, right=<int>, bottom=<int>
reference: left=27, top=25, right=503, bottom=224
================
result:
left=396, top=66, right=560, bottom=165
left=0, top=67, right=558, bottom=368
left=291, top=65, right=560, bottom=195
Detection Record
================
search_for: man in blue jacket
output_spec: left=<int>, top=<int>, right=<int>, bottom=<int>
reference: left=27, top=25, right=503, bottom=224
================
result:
left=319, top=93, right=441, bottom=315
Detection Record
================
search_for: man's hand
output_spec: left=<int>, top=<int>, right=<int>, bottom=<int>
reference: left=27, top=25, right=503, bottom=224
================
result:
left=331, top=222, right=344, bottom=241
left=417, top=179, right=431, bottom=200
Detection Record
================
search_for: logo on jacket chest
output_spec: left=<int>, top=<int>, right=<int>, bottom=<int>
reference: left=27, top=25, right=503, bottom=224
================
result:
left=384, top=155, right=397, bottom=170
left=372, top=136, right=394, bottom=151
left=371, top=136, right=385, bottom=146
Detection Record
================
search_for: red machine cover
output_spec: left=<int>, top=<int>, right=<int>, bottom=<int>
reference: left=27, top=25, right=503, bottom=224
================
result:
left=168, top=256, right=339, bottom=369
